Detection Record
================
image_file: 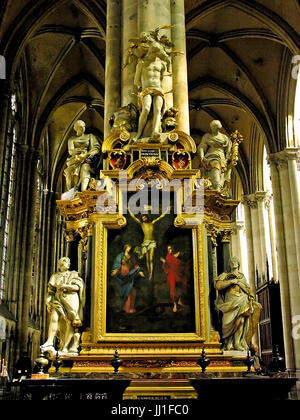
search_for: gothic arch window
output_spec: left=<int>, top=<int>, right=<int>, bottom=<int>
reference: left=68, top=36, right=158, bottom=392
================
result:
left=0, top=93, right=18, bottom=300
left=263, top=147, right=278, bottom=284
left=294, top=65, right=300, bottom=148
left=30, top=161, right=43, bottom=322
left=235, top=201, right=249, bottom=280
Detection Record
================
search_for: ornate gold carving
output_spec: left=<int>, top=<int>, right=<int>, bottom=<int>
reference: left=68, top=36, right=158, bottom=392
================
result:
left=78, top=224, right=93, bottom=258
left=56, top=137, right=240, bottom=364
left=74, top=361, right=110, bottom=368
left=82, top=331, right=92, bottom=344
left=205, top=190, right=239, bottom=219
left=102, top=130, right=129, bottom=154
left=171, top=130, right=197, bottom=153
left=168, top=132, right=179, bottom=143
left=174, top=216, right=186, bottom=227
left=220, top=229, right=233, bottom=243
left=92, top=218, right=208, bottom=343
left=117, top=216, right=127, bottom=228
left=229, top=130, right=244, bottom=169
left=172, top=151, right=191, bottom=170
left=119, top=129, right=131, bottom=143
left=73, top=358, right=232, bottom=369
left=209, top=328, right=221, bottom=344
left=205, top=222, right=220, bottom=247
left=202, top=178, right=212, bottom=190
left=109, top=149, right=127, bottom=170
left=80, top=345, right=223, bottom=358
left=64, top=229, right=79, bottom=242
left=124, top=360, right=175, bottom=369
left=141, top=157, right=161, bottom=168
left=88, top=178, right=98, bottom=191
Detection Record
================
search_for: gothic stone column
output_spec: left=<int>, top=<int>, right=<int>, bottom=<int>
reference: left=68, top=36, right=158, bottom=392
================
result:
left=16, top=148, right=40, bottom=357
left=0, top=81, right=12, bottom=182
left=242, top=199, right=256, bottom=292
left=243, top=192, right=269, bottom=285
left=122, top=0, right=138, bottom=107
left=119, top=1, right=191, bottom=133
left=230, top=221, right=244, bottom=273
left=104, top=0, right=122, bottom=138
left=137, top=0, right=171, bottom=35
left=269, top=149, right=300, bottom=372
left=171, top=0, right=190, bottom=133
left=264, top=193, right=278, bottom=282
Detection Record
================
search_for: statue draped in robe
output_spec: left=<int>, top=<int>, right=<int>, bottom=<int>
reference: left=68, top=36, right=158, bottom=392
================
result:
left=215, top=257, right=262, bottom=351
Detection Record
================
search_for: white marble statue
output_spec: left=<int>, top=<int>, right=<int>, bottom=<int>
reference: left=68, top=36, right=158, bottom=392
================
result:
left=198, top=120, right=232, bottom=191
left=41, top=257, right=85, bottom=356
left=64, top=120, right=101, bottom=192
left=215, top=257, right=262, bottom=352
left=125, top=27, right=181, bottom=143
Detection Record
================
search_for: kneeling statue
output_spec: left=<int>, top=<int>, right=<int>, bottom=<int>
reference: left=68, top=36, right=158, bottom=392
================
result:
left=215, top=257, right=261, bottom=351
left=41, top=257, right=85, bottom=356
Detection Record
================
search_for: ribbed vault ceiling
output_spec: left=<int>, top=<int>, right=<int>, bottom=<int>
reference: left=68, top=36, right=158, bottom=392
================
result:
left=0, top=0, right=299, bottom=193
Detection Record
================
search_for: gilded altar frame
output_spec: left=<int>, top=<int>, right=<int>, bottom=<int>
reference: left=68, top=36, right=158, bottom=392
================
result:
left=91, top=213, right=208, bottom=344
left=57, top=130, right=242, bottom=363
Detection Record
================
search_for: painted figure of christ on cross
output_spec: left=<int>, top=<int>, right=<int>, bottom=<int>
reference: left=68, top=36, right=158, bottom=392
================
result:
left=128, top=207, right=169, bottom=281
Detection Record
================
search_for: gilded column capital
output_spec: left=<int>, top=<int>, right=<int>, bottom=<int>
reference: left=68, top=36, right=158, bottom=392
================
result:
left=64, top=229, right=79, bottom=242
left=220, top=229, right=233, bottom=243
left=205, top=222, right=219, bottom=247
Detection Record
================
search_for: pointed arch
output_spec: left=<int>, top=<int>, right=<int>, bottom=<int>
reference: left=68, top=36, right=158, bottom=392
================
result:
left=187, top=41, right=277, bottom=143
left=50, top=105, right=103, bottom=191
left=35, top=73, right=104, bottom=148
left=186, top=28, right=284, bottom=46
left=0, top=0, right=106, bottom=80
left=186, top=0, right=300, bottom=54
left=189, top=76, right=276, bottom=152
left=29, top=34, right=105, bottom=144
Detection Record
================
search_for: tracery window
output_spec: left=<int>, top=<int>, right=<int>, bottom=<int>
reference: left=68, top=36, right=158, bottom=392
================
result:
left=294, top=69, right=300, bottom=148
left=262, top=147, right=278, bottom=284
left=0, top=94, right=18, bottom=300
left=30, top=163, right=42, bottom=321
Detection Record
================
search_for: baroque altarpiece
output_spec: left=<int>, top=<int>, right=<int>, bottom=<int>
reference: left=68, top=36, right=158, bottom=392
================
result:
left=52, top=9, right=258, bottom=374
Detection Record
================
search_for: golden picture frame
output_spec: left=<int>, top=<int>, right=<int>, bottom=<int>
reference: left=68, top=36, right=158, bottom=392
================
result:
left=90, top=212, right=208, bottom=344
